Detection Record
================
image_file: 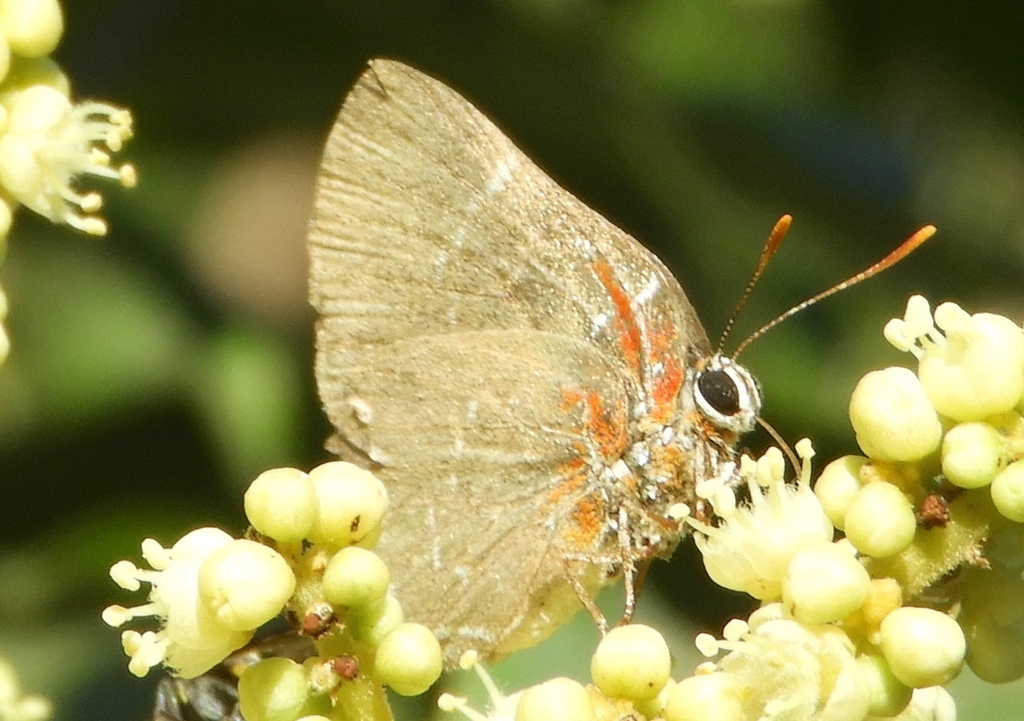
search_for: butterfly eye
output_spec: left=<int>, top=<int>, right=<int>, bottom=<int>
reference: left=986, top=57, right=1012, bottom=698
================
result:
left=694, top=357, right=761, bottom=434
left=697, top=368, right=741, bottom=415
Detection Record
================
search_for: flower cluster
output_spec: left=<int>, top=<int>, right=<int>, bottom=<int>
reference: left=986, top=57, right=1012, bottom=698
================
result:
left=103, top=461, right=443, bottom=721
left=438, top=634, right=661, bottom=721
left=0, top=0, right=135, bottom=366
left=653, top=295, right=1024, bottom=719
left=437, top=296, right=1024, bottom=721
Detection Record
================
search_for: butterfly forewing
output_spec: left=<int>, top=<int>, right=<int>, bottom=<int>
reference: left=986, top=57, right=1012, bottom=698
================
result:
left=309, top=59, right=713, bottom=663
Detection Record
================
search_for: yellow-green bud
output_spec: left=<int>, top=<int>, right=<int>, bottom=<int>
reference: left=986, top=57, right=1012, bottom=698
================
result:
left=198, top=539, right=296, bottom=632
left=590, top=624, right=671, bottom=702
left=374, top=622, right=442, bottom=696
left=0, top=0, right=63, bottom=58
left=515, top=678, right=596, bottom=721
left=348, top=593, right=404, bottom=647
left=813, top=455, right=867, bottom=530
left=990, top=459, right=1024, bottom=522
left=941, top=421, right=1005, bottom=489
left=782, top=541, right=870, bottom=624
left=919, top=308, right=1024, bottom=422
left=843, top=481, right=916, bottom=558
left=245, top=467, right=317, bottom=543
left=322, top=546, right=390, bottom=610
left=856, top=652, right=912, bottom=717
left=879, top=607, right=965, bottom=688
left=237, top=658, right=311, bottom=721
left=307, top=461, right=388, bottom=549
left=1, top=56, right=68, bottom=101
left=850, top=367, right=942, bottom=462
left=662, top=673, right=745, bottom=721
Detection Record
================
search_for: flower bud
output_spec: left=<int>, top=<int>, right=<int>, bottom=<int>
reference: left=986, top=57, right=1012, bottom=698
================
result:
left=348, top=593, right=404, bottom=647
left=919, top=308, right=1024, bottom=421
left=814, top=455, right=867, bottom=530
left=843, top=482, right=916, bottom=558
left=662, top=673, right=745, bottom=721
left=307, top=462, right=388, bottom=548
left=515, top=678, right=596, bottom=721
left=856, top=652, right=912, bottom=717
left=0, top=0, right=63, bottom=58
left=322, top=546, right=390, bottom=610
left=198, top=540, right=296, bottom=632
left=879, top=607, right=965, bottom=688
left=374, top=623, right=442, bottom=696
left=990, top=459, right=1024, bottom=522
left=590, top=624, right=671, bottom=702
left=245, top=467, right=317, bottom=543
left=237, top=658, right=311, bottom=721
left=782, top=541, right=870, bottom=624
left=850, top=367, right=941, bottom=462
left=941, top=421, right=1005, bottom=489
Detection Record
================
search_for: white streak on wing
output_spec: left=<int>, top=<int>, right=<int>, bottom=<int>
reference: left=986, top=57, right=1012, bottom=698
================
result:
left=427, top=507, right=441, bottom=571
left=434, top=249, right=449, bottom=278
left=454, top=626, right=495, bottom=643
left=466, top=400, right=479, bottom=422
left=591, top=311, right=610, bottom=336
left=635, top=273, right=661, bottom=306
left=572, top=235, right=598, bottom=257
left=452, top=437, right=465, bottom=458
left=447, top=447, right=544, bottom=465
left=484, top=155, right=516, bottom=195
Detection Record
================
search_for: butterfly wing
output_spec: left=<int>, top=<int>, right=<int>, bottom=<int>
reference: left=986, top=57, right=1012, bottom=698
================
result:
left=308, top=59, right=711, bottom=662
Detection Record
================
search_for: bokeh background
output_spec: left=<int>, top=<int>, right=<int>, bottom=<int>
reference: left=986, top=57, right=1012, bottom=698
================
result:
left=0, top=1, right=1022, bottom=719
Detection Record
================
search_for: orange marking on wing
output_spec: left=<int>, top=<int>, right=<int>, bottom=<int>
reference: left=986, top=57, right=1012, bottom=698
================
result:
left=652, top=357, right=683, bottom=421
left=545, top=470, right=587, bottom=506
left=561, top=387, right=629, bottom=462
left=583, top=390, right=628, bottom=460
left=564, top=494, right=606, bottom=549
left=647, top=321, right=684, bottom=421
left=560, top=388, right=585, bottom=410
left=593, top=260, right=641, bottom=370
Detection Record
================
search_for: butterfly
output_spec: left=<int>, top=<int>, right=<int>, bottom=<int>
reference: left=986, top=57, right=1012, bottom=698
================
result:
left=308, top=59, right=761, bottom=666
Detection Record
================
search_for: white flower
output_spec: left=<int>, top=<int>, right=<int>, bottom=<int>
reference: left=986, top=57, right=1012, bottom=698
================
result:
left=101, top=528, right=256, bottom=678
left=692, top=607, right=871, bottom=721
left=885, top=295, right=1024, bottom=421
left=0, top=83, right=134, bottom=235
left=689, top=443, right=833, bottom=600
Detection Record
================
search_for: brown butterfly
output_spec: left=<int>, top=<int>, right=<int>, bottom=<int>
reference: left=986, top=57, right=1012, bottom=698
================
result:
left=308, top=59, right=761, bottom=666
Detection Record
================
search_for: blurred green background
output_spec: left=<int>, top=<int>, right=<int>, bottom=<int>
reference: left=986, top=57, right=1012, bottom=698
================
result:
left=0, top=1, right=1021, bottom=719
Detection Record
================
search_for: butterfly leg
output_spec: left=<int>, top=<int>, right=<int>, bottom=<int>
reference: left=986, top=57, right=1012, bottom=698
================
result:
left=616, top=506, right=640, bottom=626
left=563, top=558, right=610, bottom=635
left=562, top=506, right=647, bottom=635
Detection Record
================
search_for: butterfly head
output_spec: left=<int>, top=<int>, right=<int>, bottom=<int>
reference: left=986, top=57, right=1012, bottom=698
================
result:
left=693, top=355, right=761, bottom=436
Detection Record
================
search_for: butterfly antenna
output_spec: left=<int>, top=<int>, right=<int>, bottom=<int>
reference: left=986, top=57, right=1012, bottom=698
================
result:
left=731, top=224, right=937, bottom=360
left=757, top=416, right=800, bottom=473
left=716, top=214, right=793, bottom=354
